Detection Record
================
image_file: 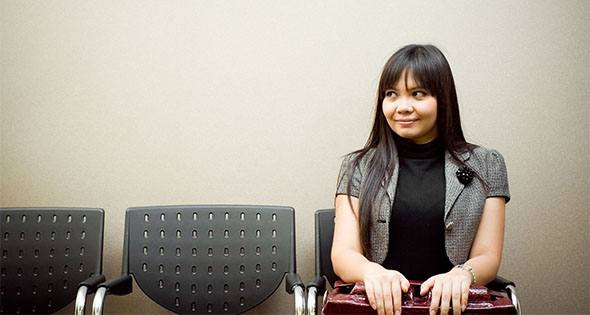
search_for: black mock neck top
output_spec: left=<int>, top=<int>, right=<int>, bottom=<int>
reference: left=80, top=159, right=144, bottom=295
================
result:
left=381, top=135, right=454, bottom=280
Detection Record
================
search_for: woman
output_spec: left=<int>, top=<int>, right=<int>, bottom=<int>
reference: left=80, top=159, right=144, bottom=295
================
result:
left=331, top=44, right=510, bottom=315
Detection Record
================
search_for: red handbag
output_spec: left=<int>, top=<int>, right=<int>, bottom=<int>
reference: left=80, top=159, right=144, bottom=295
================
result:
left=322, top=280, right=517, bottom=314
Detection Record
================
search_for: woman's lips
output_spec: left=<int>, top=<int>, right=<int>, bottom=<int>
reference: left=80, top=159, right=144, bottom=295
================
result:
left=395, top=118, right=418, bottom=126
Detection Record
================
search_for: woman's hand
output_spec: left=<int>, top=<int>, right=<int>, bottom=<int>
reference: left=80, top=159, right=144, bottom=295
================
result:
left=420, top=268, right=472, bottom=315
left=363, top=264, right=410, bottom=315
left=332, top=195, right=411, bottom=314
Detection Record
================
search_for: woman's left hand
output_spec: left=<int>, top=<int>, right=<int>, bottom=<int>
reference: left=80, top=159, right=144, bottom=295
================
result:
left=420, top=268, right=472, bottom=315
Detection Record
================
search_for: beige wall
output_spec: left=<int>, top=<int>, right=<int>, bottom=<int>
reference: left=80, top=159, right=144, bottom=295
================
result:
left=1, top=0, right=588, bottom=314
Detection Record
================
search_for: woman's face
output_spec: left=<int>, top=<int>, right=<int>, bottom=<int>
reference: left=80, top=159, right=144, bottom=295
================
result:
left=382, top=71, right=438, bottom=144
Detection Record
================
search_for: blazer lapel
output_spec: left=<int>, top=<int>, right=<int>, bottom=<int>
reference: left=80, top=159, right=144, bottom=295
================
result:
left=444, top=150, right=471, bottom=219
left=385, top=149, right=399, bottom=202
left=373, top=149, right=398, bottom=222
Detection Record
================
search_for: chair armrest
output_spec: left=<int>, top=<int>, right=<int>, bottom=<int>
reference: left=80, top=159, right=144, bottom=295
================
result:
left=91, top=275, right=133, bottom=315
left=487, top=275, right=520, bottom=315
left=99, top=274, right=133, bottom=295
left=285, top=272, right=304, bottom=293
left=78, top=274, right=107, bottom=293
left=487, top=275, right=515, bottom=292
left=307, top=275, right=326, bottom=295
left=75, top=274, right=106, bottom=315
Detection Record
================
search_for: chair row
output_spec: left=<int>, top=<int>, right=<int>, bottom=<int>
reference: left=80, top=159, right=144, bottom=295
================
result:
left=0, top=206, right=520, bottom=315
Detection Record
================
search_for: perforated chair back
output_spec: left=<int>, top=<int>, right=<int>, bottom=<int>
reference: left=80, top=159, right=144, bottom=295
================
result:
left=122, top=205, right=298, bottom=314
left=0, top=207, right=104, bottom=314
left=315, top=209, right=338, bottom=287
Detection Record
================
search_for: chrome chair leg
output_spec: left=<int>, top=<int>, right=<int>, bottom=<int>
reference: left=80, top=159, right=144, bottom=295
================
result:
left=293, top=285, right=306, bottom=315
left=506, top=284, right=521, bottom=315
left=91, top=287, right=107, bottom=315
left=75, top=285, right=89, bottom=315
left=306, top=286, right=317, bottom=315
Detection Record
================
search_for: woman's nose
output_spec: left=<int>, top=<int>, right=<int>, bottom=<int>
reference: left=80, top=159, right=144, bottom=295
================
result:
left=396, top=98, right=414, bottom=112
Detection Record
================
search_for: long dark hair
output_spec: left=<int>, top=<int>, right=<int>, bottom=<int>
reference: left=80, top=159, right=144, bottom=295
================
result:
left=347, top=44, right=474, bottom=258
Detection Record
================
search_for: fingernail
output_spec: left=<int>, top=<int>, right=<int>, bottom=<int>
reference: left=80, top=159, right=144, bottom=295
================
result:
left=462, top=304, right=466, bottom=312
left=430, top=310, right=436, bottom=315
left=395, top=311, right=400, bottom=315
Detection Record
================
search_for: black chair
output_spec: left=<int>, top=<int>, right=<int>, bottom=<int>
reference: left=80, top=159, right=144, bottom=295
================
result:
left=0, top=207, right=105, bottom=314
left=92, top=205, right=305, bottom=314
left=306, top=208, right=521, bottom=315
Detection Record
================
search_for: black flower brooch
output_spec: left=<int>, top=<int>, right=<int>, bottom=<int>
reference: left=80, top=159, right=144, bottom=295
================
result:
left=456, top=166, right=475, bottom=185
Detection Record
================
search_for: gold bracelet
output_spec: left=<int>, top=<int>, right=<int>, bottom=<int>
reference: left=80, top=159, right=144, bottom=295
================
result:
left=454, top=264, right=476, bottom=285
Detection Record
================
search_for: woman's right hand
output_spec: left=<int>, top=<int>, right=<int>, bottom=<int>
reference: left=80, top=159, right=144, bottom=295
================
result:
left=332, top=195, right=409, bottom=314
left=363, top=263, right=410, bottom=315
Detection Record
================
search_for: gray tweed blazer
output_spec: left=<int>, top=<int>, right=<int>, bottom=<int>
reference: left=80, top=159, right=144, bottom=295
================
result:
left=336, top=146, right=510, bottom=265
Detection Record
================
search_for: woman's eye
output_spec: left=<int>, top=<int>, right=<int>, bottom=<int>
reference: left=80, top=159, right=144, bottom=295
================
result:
left=413, top=90, right=427, bottom=97
left=385, top=91, right=397, bottom=97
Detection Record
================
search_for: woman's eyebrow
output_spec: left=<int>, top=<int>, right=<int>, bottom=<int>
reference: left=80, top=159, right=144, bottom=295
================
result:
left=408, top=85, right=427, bottom=90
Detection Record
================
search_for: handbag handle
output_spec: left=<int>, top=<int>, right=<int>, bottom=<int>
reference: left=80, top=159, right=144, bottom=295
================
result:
left=337, top=280, right=492, bottom=305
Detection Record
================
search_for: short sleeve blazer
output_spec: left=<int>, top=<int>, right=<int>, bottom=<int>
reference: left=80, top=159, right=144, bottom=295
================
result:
left=336, top=145, right=510, bottom=265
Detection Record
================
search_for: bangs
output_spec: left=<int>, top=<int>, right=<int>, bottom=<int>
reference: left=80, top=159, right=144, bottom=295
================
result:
left=379, top=47, right=443, bottom=95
